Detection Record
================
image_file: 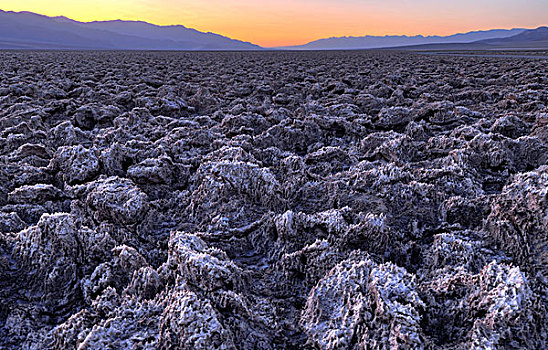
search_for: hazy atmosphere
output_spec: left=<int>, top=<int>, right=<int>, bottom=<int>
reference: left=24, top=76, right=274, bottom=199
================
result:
left=1, top=0, right=547, bottom=46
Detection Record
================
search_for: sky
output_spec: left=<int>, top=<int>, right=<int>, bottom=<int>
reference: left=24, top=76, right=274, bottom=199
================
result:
left=1, top=0, right=547, bottom=47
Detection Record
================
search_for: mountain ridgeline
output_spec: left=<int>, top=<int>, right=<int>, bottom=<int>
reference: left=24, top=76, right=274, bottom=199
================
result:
left=0, top=10, right=546, bottom=50
left=280, top=29, right=525, bottom=49
left=0, top=10, right=261, bottom=50
left=283, top=27, right=548, bottom=50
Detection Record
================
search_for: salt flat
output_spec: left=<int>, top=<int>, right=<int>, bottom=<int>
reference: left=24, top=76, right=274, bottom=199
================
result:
left=0, top=50, right=546, bottom=349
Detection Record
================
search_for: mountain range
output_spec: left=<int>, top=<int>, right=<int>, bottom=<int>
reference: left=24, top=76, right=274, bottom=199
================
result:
left=0, top=10, right=547, bottom=51
left=280, top=28, right=528, bottom=50
left=0, top=10, right=261, bottom=50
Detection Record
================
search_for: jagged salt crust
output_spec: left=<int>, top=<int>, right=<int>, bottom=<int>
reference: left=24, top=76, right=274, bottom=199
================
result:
left=0, top=51, right=546, bottom=349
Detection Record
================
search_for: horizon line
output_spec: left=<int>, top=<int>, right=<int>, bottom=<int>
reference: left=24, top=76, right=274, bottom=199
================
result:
left=1, top=9, right=546, bottom=48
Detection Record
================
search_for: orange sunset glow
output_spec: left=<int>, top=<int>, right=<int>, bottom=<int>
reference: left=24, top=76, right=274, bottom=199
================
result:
left=1, top=0, right=547, bottom=47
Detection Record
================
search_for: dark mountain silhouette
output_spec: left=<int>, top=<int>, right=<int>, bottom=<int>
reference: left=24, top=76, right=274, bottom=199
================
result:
left=479, top=26, right=548, bottom=45
left=391, top=26, right=548, bottom=51
left=282, top=28, right=529, bottom=50
left=0, top=10, right=261, bottom=50
left=0, top=10, right=546, bottom=51
left=480, top=27, right=548, bottom=48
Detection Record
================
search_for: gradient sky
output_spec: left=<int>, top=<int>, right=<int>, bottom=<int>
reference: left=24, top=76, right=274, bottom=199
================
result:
left=1, top=0, right=547, bottom=47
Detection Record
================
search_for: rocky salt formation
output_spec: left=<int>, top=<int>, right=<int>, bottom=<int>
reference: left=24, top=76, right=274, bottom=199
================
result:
left=0, top=50, right=546, bottom=349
